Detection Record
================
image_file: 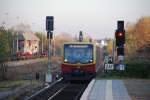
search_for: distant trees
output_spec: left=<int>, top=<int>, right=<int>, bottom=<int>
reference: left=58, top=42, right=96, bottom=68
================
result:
left=54, top=33, right=74, bottom=56
left=0, top=23, right=33, bottom=62
left=106, top=39, right=113, bottom=55
left=35, top=32, right=74, bottom=56
left=0, top=26, right=12, bottom=62
left=100, top=38, right=113, bottom=56
left=126, top=17, right=150, bottom=60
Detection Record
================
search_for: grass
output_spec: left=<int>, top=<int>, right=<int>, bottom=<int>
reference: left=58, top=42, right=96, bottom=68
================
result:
left=0, top=80, right=28, bottom=91
left=96, top=71, right=129, bottom=79
left=0, top=80, right=41, bottom=91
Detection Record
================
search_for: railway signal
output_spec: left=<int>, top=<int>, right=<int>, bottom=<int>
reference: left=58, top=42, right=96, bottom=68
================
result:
left=46, top=16, right=54, bottom=83
left=115, top=30, right=125, bottom=46
left=79, top=31, right=83, bottom=42
left=117, top=47, right=124, bottom=56
left=117, top=20, right=124, bottom=31
left=46, top=16, right=54, bottom=31
left=115, top=21, right=125, bottom=47
left=115, top=20, right=126, bottom=62
left=46, top=16, right=54, bottom=39
left=47, top=32, right=53, bottom=39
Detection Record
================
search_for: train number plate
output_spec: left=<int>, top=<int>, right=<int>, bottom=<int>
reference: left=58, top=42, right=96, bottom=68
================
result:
left=105, top=64, right=114, bottom=70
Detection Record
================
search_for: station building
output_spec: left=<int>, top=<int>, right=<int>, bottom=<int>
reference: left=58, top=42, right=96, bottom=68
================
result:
left=15, top=32, right=40, bottom=54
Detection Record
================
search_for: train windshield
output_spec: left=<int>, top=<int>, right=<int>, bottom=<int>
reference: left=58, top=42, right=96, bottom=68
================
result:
left=64, top=44, right=93, bottom=64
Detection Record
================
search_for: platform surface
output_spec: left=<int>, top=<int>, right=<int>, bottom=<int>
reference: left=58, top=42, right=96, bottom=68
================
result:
left=81, top=79, right=131, bottom=100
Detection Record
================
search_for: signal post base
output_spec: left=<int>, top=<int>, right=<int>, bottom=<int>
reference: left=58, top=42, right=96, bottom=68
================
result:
left=46, top=73, right=52, bottom=83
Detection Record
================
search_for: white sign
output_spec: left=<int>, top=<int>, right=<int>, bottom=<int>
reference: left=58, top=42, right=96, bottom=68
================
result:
left=105, top=56, right=113, bottom=63
left=118, top=55, right=124, bottom=61
left=118, top=64, right=125, bottom=70
left=105, top=64, right=114, bottom=70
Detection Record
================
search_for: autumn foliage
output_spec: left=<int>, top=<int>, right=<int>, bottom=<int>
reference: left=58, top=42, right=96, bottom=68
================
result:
left=126, top=17, right=150, bottom=60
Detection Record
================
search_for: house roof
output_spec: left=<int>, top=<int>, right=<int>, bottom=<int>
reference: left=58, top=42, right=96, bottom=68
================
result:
left=18, top=32, right=40, bottom=41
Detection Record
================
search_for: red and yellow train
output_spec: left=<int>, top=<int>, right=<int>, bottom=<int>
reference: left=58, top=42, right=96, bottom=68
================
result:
left=61, top=42, right=102, bottom=81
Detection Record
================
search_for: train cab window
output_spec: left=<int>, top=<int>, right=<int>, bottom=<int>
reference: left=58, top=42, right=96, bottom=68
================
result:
left=64, top=44, right=93, bottom=64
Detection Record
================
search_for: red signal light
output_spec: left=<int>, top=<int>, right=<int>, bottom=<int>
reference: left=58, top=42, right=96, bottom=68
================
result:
left=115, top=31, right=125, bottom=46
left=118, top=33, right=123, bottom=36
left=116, top=32, right=124, bottom=37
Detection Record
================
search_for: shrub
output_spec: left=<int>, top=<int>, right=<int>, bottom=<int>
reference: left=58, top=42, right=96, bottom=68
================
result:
left=124, top=60, right=150, bottom=78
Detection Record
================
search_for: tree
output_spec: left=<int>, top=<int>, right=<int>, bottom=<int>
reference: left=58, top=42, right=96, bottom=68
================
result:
left=106, top=39, right=113, bottom=55
left=0, top=26, right=12, bottom=62
left=126, top=17, right=150, bottom=59
left=54, top=33, right=73, bottom=56
left=35, top=32, right=74, bottom=56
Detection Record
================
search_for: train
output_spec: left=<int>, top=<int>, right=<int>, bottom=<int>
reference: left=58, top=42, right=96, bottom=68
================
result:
left=61, top=42, right=103, bottom=81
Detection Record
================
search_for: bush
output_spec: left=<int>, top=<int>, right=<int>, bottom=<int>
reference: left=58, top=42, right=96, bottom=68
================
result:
left=124, top=60, right=150, bottom=78
left=96, top=59, right=150, bottom=79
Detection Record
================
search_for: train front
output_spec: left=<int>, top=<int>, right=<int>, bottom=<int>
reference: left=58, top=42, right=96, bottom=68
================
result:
left=61, top=43, right=96, bottom=81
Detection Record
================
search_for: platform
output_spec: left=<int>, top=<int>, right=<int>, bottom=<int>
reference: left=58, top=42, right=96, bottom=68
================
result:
left=81, top=79, right=131, bottom=100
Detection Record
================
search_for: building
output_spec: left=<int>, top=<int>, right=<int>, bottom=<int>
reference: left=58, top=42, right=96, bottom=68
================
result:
left=16, top=32, right=40, bottom=54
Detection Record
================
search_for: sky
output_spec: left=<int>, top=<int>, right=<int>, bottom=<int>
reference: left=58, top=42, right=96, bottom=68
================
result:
left=0, top=0, right=150, bottom=39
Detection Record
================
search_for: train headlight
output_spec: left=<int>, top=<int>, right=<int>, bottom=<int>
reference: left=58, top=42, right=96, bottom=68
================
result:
left=64, top=59, right=68, bottom=62
left=90, top=59, right=93, bottom=62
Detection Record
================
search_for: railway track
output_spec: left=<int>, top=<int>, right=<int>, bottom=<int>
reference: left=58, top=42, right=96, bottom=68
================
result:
left=27, top=78, right=64, bottom=100
left=48, top=83, right=88, bottom=100
left=28, top=79, right=89, bottom=100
